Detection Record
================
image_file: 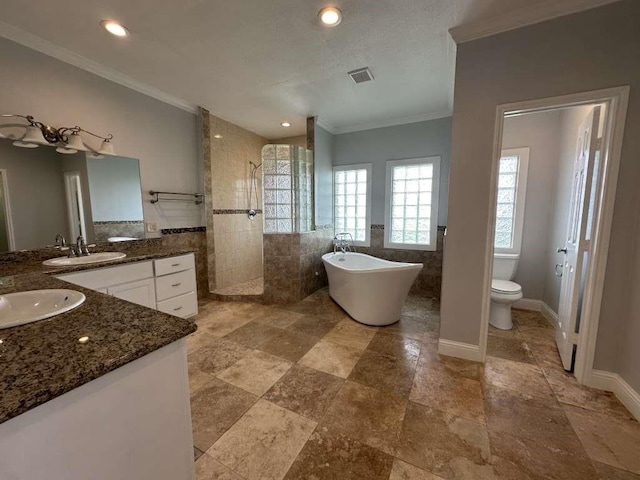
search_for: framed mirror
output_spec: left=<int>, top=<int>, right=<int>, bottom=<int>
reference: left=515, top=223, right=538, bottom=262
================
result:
left=0, top=138, right=144, bottom=252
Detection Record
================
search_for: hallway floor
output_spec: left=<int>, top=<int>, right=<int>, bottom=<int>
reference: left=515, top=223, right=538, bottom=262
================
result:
left=187, top=289, right=640, bottom=480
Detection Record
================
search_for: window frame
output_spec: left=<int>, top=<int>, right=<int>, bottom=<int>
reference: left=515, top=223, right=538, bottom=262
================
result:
left=332, top=163, right=373, bottom=247
left=384, top=156, right=441, bottom=251
left=494, top=147, right=530, bottom=255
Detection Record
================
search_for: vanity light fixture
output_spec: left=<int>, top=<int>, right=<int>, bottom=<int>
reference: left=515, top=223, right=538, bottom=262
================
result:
left=101, top=20, right=129, bottom=37
left=0, top=114, right=116, bottom=155
left=318, top=6, right=343, bottom=27
left=281, top=122, right=292, bottom=128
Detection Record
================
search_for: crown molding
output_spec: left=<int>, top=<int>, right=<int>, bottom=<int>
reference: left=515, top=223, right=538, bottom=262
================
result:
left=449, top=0, right=623, bottom=44
left=0, top=21, right=198, bottom=114
left=331, top=110, right=452, bottom=135
left=315, top=117, right=336, bottom=135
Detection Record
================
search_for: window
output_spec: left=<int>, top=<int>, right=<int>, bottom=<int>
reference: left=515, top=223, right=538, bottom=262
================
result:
left=384, top=157, right=440, bottom=251
left=494, top=147, right=529, bottom=254
left=333, top=164, right=372, bottom=246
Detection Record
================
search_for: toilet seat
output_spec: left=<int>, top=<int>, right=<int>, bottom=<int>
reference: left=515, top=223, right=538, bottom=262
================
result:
left=491, top=279, right=522, bottom=295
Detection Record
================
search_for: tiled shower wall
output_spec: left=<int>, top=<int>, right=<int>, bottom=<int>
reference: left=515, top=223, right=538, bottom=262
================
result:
left=206, top=113, right=267, bottom=290
left=263, top=225, right=333, bottom=304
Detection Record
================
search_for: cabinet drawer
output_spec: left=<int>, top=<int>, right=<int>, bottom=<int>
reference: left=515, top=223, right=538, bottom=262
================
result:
left=157, top=291, right=198, bottom=319
left=154, top=254, right=195, bottom=277
left=155, top=269, right=196, bottom=301
left=56, top=261, right=153, bottom=290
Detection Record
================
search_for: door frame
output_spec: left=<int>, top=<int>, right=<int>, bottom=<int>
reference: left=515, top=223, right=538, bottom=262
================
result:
left=0, top=168, right=16, bottom=251
left=480, top=86, right=630, bottom=386
left=64, top=171, right=87, bottom=240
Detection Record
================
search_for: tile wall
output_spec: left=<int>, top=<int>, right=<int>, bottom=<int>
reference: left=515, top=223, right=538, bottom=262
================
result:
left=206, top=113, right=268, bottom=291
left=263, top=225, right=333, bottom=304
left=93, top=221, right=145, bottom=242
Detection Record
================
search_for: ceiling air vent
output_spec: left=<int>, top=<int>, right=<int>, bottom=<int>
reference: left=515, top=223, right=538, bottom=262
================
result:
left=348, top=67, right=374, bottom=84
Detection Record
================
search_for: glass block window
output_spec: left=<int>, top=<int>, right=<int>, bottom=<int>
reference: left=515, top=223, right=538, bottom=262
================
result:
left=384, top=157, right=440, bottom=251
left=333, top=164, right=371, bottom=246
left=494, top=148, right=529, bottom=254
left=262, top=145, right=313, bottom=234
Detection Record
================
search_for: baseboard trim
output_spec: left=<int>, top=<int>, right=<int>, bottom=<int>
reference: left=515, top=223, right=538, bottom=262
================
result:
left=541, top=302, right=560, bottom=329
left=438, top=339, right=482, bottom=362
left=589, top=370, right=640, bottom=421
left=513, top=298, right=542, bottom=311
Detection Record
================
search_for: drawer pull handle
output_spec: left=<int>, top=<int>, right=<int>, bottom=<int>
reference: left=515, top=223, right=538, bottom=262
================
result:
left=172, top=283, right=182, bottom=287
left=173, top=306, right=183, bottom=311
left=171, top=263, right=181, bottom=267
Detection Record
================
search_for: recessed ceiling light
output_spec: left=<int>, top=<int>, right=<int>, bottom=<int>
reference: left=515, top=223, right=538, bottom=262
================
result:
left=101, top=20, right=129, bottom=37
left=281, top=122, right=292, bottom=128
left=213, top=134, right=223, bottom=139
left=318, top=6, right=342, bottom=27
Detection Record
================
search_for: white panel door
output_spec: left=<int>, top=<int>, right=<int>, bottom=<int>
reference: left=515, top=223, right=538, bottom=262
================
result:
left=108, top=278, right=157, bottom=309
left=556, top=106, right=601, bottom=371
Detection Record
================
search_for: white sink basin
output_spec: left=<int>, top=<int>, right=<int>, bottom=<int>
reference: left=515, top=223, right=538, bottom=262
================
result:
left=0, top=289, right=86, bottom=329
left=43, top=252, right=127, bottom=267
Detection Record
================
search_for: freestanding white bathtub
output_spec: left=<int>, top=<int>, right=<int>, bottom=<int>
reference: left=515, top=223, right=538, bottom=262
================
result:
left=322, top=252, right=423, bottom=326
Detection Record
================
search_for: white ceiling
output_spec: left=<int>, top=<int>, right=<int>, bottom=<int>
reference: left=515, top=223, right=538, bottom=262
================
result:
left=0, top=0, right=581, bottom=138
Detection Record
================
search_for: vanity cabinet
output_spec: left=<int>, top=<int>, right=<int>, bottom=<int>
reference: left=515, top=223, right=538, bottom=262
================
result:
left=56, top=254, right=198, bottom=318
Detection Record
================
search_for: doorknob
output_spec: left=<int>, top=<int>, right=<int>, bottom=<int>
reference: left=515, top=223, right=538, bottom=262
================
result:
left=557, top=247, right=568, bottom=254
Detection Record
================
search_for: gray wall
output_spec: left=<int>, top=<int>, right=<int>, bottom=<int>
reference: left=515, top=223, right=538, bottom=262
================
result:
left=333, top=118, right=452, bottom=225
left=0, top=139, right=68, bottom=250
left=542, top=106, right=593, bottom=312
left=314, top=125, right=335, bottom=227
left=86, top=156, right=144, bottom=221
left=0, top=37, right=201, bottom=235
left=441, top=1, right=640, bottom=392
left=501, top=110, right=563, bottom=300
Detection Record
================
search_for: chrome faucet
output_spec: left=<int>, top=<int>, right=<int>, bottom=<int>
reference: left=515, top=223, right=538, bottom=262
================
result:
left=67, top=236, right=92, bottom=257
left=54, top=234, right=66, bottom=248
left=333, top=233, right=355, bottom=254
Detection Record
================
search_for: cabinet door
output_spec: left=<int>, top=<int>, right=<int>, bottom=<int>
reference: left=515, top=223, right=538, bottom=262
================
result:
left=107, top=278, right=157, bottom=309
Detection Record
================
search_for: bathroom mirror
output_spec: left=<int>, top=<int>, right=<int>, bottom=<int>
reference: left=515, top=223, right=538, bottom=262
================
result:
left=0, top=138, right=144, bottom=252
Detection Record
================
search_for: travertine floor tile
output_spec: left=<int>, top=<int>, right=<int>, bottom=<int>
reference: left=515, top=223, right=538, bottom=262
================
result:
left=564, top=405, right=640, bottom=475
left=367, top=331, right=422, bottom=360
left=283, top=429, right=394, bottom=480
left=490, top=429, right=598, bottom=480
left=410, top=365, right=486, bottom=424
left=484, top=384, right=584, bottom=453
left=287, top=315, right=339, bottom=339
left=418, top=353, right=483, bottom=381
left=208, top=399, right=316, bottom=480
left=251, top=306, right=305, bottom=329
left=223, top=321, right=281, bottom=348
left=319, top=380, right=406, bottom=455
left=216, top=350, right=292, bottom=396
left=299, top=340, right=363, bottom=378
left=383, top=315, right=428, bottom=341
left=323, top=320, right=377, bottom=350
left=396, top=402, right=494, bottom=479
left=594, top=461, right=640, bottom=480
left=349, top=348, right=418, bottom=397
left=190, top=378, right=257, bottom=452
left=264, top=364, right=344, bottom=422
left=188, top=338, right=251, bottom=377
left=512, top=309, right=554, bottom=329
left=390, top=459, right=444, bottom=479
left=487, top=334, right=535, bottom=364
left=483, top=356, right=554, bottom=401
left=258, top=329, right=318, bottom=362
left=195, top=453, right=244, bottom=480
left=193, top=446, right=204, bottom=462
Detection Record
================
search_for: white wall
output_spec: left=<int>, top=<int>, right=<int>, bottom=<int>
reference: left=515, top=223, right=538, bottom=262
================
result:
left=501, top=111, right=563, bottom=300
left=314, top=125, right=335, bottom=227
left=333, top=118, right=452, bottom=225
left=441, top=1, right=640, bottom=391
left=0, top=37, right=201, bottom=235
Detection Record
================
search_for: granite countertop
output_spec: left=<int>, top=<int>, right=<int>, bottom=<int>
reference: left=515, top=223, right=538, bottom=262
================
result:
left=0, top=247, right=198, bottom=425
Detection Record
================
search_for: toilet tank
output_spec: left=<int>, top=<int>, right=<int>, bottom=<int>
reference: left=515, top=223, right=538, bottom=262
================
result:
left=493, top=253, right=519, bottom=280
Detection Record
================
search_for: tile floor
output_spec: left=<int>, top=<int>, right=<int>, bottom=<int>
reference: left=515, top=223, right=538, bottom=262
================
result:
left=212, top=277, right=264, bottom=296
left=187, top=290, right=640, bottom=480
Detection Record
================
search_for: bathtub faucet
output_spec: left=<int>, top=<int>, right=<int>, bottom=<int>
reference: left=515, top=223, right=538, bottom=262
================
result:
left=333, top=233, right=356, bottom=254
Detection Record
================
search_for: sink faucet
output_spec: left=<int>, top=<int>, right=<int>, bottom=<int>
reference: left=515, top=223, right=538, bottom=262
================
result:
left=54, top=234, right=66, bottom=248
left=67, top=236, right=92, bottom=257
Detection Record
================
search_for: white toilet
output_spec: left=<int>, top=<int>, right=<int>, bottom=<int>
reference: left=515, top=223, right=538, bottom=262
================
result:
left=490, top=253, right=523, bottom=330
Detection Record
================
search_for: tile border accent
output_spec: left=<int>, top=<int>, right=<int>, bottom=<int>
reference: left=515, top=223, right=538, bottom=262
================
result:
left=161, top=227, right=206, bottom=235
left=589, top=370, right=640, bottom=421
left=93, top=220, right=144, bottom=225
left=212, top=209, right=262, bottom=215
left=437, top=339, right=482, bottom=362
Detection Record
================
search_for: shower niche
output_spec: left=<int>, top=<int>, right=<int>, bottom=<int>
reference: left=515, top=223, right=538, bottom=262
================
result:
left=262, top=144, right=313, bottom=234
